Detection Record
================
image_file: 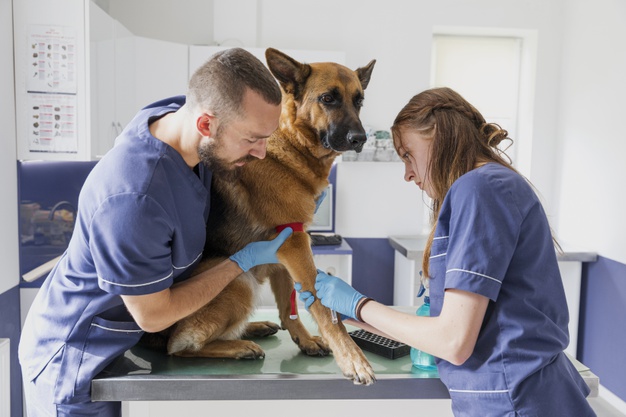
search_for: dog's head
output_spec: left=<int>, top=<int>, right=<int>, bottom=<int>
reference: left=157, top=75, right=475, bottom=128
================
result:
left=265, top=48, right=375, bottom=154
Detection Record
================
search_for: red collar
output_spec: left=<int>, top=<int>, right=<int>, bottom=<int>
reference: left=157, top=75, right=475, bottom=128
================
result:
left=275, top=222, right=304, bottom=233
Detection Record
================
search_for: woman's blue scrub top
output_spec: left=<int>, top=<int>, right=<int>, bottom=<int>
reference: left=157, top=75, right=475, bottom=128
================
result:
left=19, top=96, right=211, bottom=404
left=428, top=163, right=594, bottom=416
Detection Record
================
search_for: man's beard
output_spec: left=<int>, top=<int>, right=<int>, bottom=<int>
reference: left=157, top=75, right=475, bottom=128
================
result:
left=197, top=136, right=256, bottom=180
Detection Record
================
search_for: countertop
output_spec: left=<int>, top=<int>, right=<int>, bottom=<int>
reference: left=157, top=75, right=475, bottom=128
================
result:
left=388, top=235, right=598, bottom=263
left=92, top=308, right=598, bottom=401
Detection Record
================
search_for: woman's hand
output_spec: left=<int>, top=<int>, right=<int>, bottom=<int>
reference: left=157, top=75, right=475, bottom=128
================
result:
left=295, top=270, right=367, bottom=320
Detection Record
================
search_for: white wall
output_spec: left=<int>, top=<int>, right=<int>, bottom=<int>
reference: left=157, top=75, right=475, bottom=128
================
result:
left=555, top=0, right=626, bottom=263
left=0, top=0, right=19, bottom=294
left=102, top=0, right=568, bottom=217
left=256, top=0, right=566, bottom=215
left=102, top=0, right=215, bottom=45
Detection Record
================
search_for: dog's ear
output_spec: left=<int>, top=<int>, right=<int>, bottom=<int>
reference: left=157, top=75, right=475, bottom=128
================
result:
left=265, top=48, right=312, bottom=97
left=356, top=59, right=376, bottom=90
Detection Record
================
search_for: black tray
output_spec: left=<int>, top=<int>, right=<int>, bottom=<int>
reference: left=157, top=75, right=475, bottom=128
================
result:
left=349, top=329, right=410, bottom=360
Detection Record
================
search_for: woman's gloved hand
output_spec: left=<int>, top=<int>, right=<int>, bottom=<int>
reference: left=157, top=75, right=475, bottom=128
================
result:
left=295, top=270, right=366, bottom=320
left=294, top=282, right=315, bottom=310
left=229, top=227, right=293, bottom=272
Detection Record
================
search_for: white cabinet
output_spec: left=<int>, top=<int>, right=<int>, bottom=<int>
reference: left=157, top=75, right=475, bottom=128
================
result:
left=0, top=0, right=19, bottom=295
left=14, top=0, right=188, bottom=161
left=89, top=2, right=188, bottom=159
left=390, top=235, right=428, bottom=307
left=0, top=339, right=9, bottom=417
left=89, top=3, right=121, bottom=158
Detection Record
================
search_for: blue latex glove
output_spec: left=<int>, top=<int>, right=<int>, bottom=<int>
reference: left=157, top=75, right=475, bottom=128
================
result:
left=314, top=189, right=327, bottom=214
left=229, top=227, right=293, bottom=272
left=295, top=280, right=348, bottom=321
left=314, top=271, right=365, bottom=320
left=294, top=282, right=315, bottom=310
left=296, top=270, right=365, bottom=320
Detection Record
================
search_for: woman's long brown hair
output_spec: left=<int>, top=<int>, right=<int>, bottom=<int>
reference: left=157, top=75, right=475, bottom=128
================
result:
left=391, top=87, right=515, bottom=279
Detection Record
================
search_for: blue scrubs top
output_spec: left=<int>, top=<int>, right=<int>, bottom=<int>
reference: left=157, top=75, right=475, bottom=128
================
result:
left=19, top=96, right=211, bottom=404
left=428, top=163, right=594, bottom=417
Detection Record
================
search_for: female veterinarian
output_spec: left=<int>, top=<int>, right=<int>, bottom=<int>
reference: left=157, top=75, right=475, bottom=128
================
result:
left=298, top=87, right=596, bottom=416
left=19, top=48, right=293, bottom=417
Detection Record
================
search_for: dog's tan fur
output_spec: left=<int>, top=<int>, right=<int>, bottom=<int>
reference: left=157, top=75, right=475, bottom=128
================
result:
left=161, top=48, right=376, bottom=385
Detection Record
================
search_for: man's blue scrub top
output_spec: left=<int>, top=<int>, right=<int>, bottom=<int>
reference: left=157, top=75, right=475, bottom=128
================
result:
left=428, top=163, right=594, bottom=416
left=19, top=96, right=212, bottom=404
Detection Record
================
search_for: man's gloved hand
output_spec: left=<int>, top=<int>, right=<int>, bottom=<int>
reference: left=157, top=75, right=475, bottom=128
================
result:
left=229, top=227, right=293, bottom=272
left=295, top=270, right=365, bottom=320
left=314, top=189, right=327, bottom=214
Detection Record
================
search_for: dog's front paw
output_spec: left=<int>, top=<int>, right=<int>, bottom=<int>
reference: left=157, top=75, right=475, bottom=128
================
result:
left=343, top=359, right=376, bottom=386
left=293, top=335, right=331, bottom=356
left=334, top=341, right=376, bottom=385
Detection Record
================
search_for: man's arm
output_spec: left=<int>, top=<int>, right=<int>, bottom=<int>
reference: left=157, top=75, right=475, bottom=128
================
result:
left=121, top=227, right=293, bottom=333
left=121, top=259, right=242, bottom=333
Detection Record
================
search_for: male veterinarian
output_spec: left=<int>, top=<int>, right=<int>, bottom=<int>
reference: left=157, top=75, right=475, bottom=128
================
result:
left=19, top=48, right=292, bottom=417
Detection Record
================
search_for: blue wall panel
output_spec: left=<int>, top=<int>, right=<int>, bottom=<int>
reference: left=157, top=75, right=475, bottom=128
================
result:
left=345, top=238, right=395, bottom=305
left=579, top=256, right=626, bottom=401
left=0, top=285, right=23, bottom=417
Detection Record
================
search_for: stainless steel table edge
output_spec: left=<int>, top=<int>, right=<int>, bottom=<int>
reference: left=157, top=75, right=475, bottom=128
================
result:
left=92, top=373, right=450, bottom=401
left=387, top=235, right=598, bottom=263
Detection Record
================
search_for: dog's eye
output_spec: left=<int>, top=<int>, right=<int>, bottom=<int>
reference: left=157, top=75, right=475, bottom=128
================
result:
left=320, top=94, right=335, bottom=104
left=355, top=98, right=364, bottom=108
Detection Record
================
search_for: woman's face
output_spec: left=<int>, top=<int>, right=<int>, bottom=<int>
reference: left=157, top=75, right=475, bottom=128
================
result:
left=398, top=128, right=433, bottom=197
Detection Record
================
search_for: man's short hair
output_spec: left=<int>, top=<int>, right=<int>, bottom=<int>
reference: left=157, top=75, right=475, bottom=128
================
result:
left=186, top=48, right=282, bottom=123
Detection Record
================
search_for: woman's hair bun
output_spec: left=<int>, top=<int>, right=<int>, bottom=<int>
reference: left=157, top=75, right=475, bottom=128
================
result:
left=481, top=123, right=508, bottom=147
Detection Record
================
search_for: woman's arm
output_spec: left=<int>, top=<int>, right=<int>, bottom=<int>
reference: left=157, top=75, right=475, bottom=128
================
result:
left=356, top=289, right=489, bottom=366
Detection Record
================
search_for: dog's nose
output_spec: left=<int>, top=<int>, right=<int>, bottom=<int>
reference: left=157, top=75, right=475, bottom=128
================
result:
left=347, top=131, right=367, bottom=149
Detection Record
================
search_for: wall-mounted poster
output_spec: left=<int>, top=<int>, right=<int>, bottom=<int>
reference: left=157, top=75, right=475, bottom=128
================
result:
left=27, top=93, right=78, bottom=153
left=27, top=25, right=77, bottom=94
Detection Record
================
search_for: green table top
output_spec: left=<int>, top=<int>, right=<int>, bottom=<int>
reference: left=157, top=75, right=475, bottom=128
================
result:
left=92, top=308, right=446, bottom=401
left=92, top=308, right=598, bottom=401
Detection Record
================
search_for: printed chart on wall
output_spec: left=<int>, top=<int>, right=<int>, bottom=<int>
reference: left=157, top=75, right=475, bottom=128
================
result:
left=25, top=25, right=78, bottom=154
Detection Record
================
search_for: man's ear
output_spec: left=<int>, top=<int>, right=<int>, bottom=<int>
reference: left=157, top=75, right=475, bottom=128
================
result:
left=196, top=113, right=215, bottom=137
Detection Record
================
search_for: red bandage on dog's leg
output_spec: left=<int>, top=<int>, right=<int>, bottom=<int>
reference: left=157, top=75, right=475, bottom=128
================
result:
left=276, top=222, right=304, bottom=233
left=290, top=288, right=298, bottom=320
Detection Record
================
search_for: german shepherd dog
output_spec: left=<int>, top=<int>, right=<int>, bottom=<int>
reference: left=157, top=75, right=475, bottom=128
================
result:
left=161, top=48, right=376, bottom=385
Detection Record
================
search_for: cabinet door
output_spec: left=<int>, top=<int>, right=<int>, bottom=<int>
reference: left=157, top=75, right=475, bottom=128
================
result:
left=133, top=36, right=188, bottom=109
left=113, top=21, right=136, bottom=139
left=89, top=2, right=115, bottom=159
left=0, top=0, right=19, bottom=293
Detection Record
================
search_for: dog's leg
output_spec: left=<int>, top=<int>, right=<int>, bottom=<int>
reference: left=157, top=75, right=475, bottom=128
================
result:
left=277, top=231, right=376, bottom=385
left=267, top=265, right=331, bottom=356
left=166, top=274, right=268, bottom=359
